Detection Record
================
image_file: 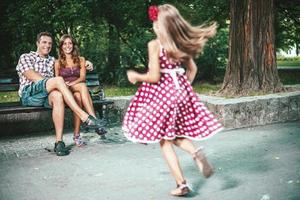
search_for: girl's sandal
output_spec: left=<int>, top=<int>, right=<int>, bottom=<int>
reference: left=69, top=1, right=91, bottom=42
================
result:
left=170, top=180, right=191, bottom=196
left=193, top=147, right=214, bottom=178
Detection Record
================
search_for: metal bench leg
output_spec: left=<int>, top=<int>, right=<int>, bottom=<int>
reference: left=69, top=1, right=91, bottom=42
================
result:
left=98, top=105, right=104, bottom=119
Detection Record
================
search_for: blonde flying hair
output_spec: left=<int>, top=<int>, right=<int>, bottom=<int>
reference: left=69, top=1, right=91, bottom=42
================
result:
left=58, top=34, right=81, bottom=68
left=156, top=4, right=217, bottom=61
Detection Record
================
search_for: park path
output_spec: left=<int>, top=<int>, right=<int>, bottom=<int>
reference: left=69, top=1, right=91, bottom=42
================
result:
left=0, top=121, right=299, bottom=200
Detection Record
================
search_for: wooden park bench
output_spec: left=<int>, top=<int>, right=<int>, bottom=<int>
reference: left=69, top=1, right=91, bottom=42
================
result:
left=0, top=71, right=114, bottom=119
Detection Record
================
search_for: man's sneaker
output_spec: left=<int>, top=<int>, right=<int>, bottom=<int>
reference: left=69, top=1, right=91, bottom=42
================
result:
left=54, top=141, right=70, bottom=156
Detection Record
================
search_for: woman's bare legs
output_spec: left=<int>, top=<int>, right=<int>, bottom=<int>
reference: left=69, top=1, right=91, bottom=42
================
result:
left=46, top=77, right=89, bottom=121
left=70, top=83, right=96, bottom=118
left=73, top=92, right=82, bottom=135
left=72, top=92, right=87, bottom=146
left=173, top=138, right=213, bottom=178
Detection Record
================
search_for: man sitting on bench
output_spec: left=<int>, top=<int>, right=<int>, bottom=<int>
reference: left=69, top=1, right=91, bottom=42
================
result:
left=16, top=31, right=103, bottom=156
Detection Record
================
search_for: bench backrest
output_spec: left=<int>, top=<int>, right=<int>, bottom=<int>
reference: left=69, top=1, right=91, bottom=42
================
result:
left=0, top=73, right=19, bottom=92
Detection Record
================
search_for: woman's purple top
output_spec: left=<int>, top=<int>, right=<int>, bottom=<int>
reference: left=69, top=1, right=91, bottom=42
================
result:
left=59, top=66, right=80, bottom=82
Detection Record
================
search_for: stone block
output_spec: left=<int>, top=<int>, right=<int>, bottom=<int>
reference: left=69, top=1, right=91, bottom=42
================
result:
left=288, top=96, right=299, bottom=121
left=278, top=98, right=289, bottom=122
left=267, top=98, right=280, bottom=123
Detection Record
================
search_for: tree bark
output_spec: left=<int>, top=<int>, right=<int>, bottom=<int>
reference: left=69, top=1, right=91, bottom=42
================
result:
left=219, top=0, right=283, bottom=96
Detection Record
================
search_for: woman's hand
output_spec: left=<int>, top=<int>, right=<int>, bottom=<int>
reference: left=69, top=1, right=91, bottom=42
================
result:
left=127, top=70, right=139, bottom=84
left=65, top=81, right=76, bottom=87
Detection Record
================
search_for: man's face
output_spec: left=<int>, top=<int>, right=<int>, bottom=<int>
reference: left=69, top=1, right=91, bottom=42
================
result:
left=36, top=36, right=52, bottom=57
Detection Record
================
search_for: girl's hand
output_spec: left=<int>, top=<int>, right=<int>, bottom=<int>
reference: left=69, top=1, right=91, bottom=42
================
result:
left=127, top=70, right=138, bottom=84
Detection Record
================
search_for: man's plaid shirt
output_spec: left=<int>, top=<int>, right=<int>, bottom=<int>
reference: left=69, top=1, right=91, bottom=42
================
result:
left=16, top=51, right=55, bottom=97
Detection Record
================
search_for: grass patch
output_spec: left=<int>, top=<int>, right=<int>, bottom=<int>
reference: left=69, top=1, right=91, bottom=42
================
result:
left=0, top=76, right=297, bottom=103
left=277, top=60, right=300, bottom=67
left=104, top=83, right=221, bottom=97
left=0, top=91, right=19, bottom=103
left=0, top=84, right=221, bottom=103
left=193, top=83, right=221, bottom=94
left=105, top=85, right=137, bottom=97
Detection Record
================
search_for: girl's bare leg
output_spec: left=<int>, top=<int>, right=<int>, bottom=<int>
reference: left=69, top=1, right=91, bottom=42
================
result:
left=160, top=139, right=191, bottom=196
left=173, top=138, right=214, bottom=178
left=173, top=138, right=196, bottom=154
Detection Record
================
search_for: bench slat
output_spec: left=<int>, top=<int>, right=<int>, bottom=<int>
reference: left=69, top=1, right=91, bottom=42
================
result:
left=86, top=80, right=100, bottom=87
left=86, top=73, right=98, bottom=79
left=0, top=99, right=114, bottom=115
left=0, top=78, right=14, bottom=84
left=0, top=105, right=50, bottom=114
left=92, top=99, right=114, bottom=105
left=0, top=84, right=19, bottom=91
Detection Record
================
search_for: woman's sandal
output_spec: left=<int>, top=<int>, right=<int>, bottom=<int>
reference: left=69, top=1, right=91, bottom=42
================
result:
left=73, top=134, right=86, bottom=147
left=193, top=147, right=214, bottom=178
left=170, top=180, right=191, bottom=196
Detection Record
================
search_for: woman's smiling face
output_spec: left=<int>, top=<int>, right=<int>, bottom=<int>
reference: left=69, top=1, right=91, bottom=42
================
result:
left=62, top=37, right=73, bottom=55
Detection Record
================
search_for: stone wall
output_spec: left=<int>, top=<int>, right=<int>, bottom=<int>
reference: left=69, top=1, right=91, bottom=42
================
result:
left=1, top=91, right=299, bottom=135
left=199, top=91, right=300, bottom=129
left=108, top=91, right=300, bottom=130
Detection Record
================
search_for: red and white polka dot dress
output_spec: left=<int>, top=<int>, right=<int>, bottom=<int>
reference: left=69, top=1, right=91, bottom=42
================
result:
left=122, top=46, right=223, bottom=144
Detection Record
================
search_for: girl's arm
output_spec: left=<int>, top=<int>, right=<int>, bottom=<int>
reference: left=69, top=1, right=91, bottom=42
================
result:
left=127, top=40, right=160, bottom=84
left=184, top=57, right=197, bottom=84
left=54, top=60, right=60, bottom=77
left=67, top=57, right=86, bottom=86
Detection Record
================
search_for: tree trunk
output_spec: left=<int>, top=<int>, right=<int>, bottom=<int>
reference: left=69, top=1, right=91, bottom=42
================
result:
left=219, top=0, right=283, bottom=96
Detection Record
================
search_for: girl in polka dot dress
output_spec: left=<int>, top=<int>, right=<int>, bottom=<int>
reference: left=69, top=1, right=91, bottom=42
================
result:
left=123, top=4, right=223, bottom=196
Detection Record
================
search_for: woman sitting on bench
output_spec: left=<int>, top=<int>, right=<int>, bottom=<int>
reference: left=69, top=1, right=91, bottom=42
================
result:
left=54, top=34, right=98, bottom=147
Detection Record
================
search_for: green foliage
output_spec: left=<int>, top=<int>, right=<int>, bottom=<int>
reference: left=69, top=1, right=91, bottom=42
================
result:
left=279, top=71, right=300, bottom=84
left=195, top=27, right=228, bottom=83
left=1, top=0, right=230, bottom=84
left=275, top=0, right=300, bottom=53
left=1, top=0, right=298, bottom=85
left=3, top=0, right=92, bottom=62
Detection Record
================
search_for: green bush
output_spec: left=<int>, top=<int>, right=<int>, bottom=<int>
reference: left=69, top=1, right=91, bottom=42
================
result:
left=195, top=27, right=228, bottom=83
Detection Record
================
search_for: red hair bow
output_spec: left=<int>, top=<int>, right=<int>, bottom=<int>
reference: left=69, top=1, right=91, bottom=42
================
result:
left=148, top=5, right=158, bottom=22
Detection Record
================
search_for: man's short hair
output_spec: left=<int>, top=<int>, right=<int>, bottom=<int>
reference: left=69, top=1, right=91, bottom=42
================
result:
left=36, top=32, right=53, bottom=42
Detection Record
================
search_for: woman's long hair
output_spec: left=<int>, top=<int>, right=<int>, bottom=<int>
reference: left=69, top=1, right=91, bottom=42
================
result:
left=58, top=34, right=80, bottom=68
left=157, top=4, right=217, bottom=61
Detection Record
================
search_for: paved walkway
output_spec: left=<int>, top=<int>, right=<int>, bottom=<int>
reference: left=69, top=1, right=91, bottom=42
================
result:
left=0, top=121, right=299, bottom=200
